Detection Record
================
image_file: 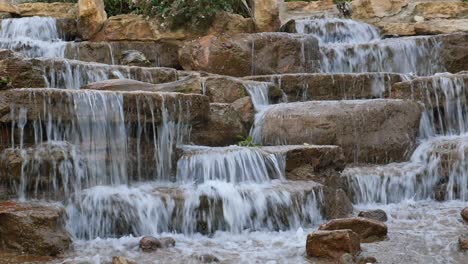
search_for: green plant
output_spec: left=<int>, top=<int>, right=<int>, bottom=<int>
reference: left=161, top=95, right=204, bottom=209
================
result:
left=236, top=136, right=260, bottom=147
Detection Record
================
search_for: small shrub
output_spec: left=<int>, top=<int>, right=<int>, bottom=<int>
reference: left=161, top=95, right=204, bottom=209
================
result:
left=237, top=136, right=260, bottom=147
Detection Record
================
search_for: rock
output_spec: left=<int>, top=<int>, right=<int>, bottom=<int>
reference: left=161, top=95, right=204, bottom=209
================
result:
left=231, top=96, right=255, bottom=126
left=0, top=201, right=71, bottom=256
left=112, top=256, right=136, bottom=264
left=18, top=2, right=77, bottom=19
left=91, top=14, right=187, bottom=42
left=284, top=0, right=338, bottom=16
left=459, top=234, right=468, bottom=250
left=377, top=22, right=416, bottom=36
left=340, top=253, right=354, bottom=264
left=306, top=230, right=361, bottom=259
left=322, top=188, right=354, bottom=220
left=0, top=51, right=47, bottom=88
left=208, top=11, right=255, bottom=35
left=0, top=0, right=19, bottom=16
left=461, top=208, right=468, bottom=222
left=191, top=103, right=247, bottom=146
left=414, top=19, right=468, bottom=35
left=413, top=2, right=468, bottom=20
left=352, top=0, right=408, bottom=19
left=139, top=236, right=161, bottom=252
left=78, top=0, right=107, bottom=40
left=439, top=33, right=468, bottom=74
left=246, top=73, right=407, bottom=101
left=358, top=209, right=388, bottom=222
left=180, top=33, right=319, bottom=77
left=82, top=79, right=158, bottom=91
left=355, top=254, right=378, bottom=264
left=413, top=15, right=424, bottom=23
left=261, top=99, right=422, bottom=164
left=319, top=217, right=388, bottom=243
left=121, top=50, right=150, bottom=67
left=196, top=253, right=220, bottom=263
left=253, top=0, right=280, bottom=32
left=159, top=237, right=176, bottom=248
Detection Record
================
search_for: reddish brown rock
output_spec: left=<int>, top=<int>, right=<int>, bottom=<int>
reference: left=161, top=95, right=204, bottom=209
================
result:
left=306, top=229, right=361, bottom=259
left=0, top=201, right=71, bottom=256
left=461, top=207, right=468, bottom=222
left=319, top=217, right=388, bottom=243
left=459, top=234, right=468, bottom=250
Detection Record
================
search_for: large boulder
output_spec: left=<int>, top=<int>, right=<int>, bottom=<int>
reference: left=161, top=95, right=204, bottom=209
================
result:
left=322, top=188, right=354, bottom=220
left=0, top=201, right=71, bottom=256
left=260, top=99, right=422, bottom=164
left=352, top=0, right=408, bottom=19
left=78, top=0, right=107, bottom=40
left=179, top=33, right=320, bottom=77
left=319, top=217, right=388, bottom=243
left=306, top=229, right=361, bottom=259
left=0, top=50, right=47, bottom=88
left=253, top=0, right=280, bottom=32
left=439, top=33, right=468, bottom=74
left=18, top=2, right=77, bottom=19
left=208, top=11, right=255, bottom=35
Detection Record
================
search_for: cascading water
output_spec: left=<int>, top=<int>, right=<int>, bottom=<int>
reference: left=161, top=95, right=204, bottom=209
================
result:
left=0, top=17, right=67, bottom=58
left=244, top=82, right=271, bottom=144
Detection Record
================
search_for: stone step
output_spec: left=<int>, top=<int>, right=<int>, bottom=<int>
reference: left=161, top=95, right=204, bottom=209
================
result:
left=258, top=99, right=422, bottom=164
left=245, top=72, right=409, bottom=101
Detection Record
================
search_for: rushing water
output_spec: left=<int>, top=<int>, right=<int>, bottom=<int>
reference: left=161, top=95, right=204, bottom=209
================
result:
left=0, top=17, right=67, bottom=58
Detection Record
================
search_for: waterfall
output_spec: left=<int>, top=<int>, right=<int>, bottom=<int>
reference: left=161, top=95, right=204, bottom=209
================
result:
left=244, top=82, right=271, bottom=144
left=294, top=18, right=380, bottom=44
left=0, top=17, right=67, bottom=58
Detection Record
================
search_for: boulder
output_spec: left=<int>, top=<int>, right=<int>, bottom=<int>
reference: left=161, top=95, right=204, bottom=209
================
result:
left=306, top=229, right=361, bottom=259
left=0, top=51, right=47, bottom=88
left=208, top=11, right=255, bottom=35
left=179, top=33, right=320, bottom=77
left=82, top=79, right=159, bottom=91
left=377, top=22, right=416, bottom=36
left=460, top=234, right=468, bottom=250
left=352, top=0, right=408, bottom=19
left=322, top=188, right=354, bottom=220
left=121, top=50, right=150, bottom=67
left=0, top=201, right=71, bottom=256
left=78, top=0, right=107, bottom=40
left=261, top=99, right=422, bottom=164
left=0, top=0, right=19, bottom=16
left=461, top=208, right=468, bottom=222
left=319, top=217, right=388, bottom=243
left=112, top=256, right=137, bottom=264
left=413, top=2, right=468, bottom=20
left=253, top=0, right=280, bottom=32
left=358, top=209, right=388, bottom=222
left=414, top=19, right=468, bottom=35
left=231, top=96, right=255, bottom=126
left=139, top=236, right=161, bottom=252
left=191, top=103, right=247, bottom=146
left=284, top=0, right=337, bottom=15
left=18, top=2, right=77, bottom=19
left=439, top=33, right=468, bottom=74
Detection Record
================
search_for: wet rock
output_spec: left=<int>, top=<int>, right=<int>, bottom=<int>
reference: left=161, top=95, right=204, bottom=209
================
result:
left=191, top=103, right=247, bottom=146
left=246, top=73, right=407, bottom=101
left=139, top=236, right=161, bottom=252
left=352, top=0, right=408, bottom=19
left=322, top=188, right=354, bottom=220
left=18, top=2, right=77, bottom=19
left=160, top=237, right=176, bottom=248
left=358, top=209, right=388, bottom=222
left=319, top=217, right=388, bottom=243
left=179, top=33, right=320, bottom=77
left=261, top=99, right=422, bottom=164
left=459, top=234, right=468, bottom=250
left=196, top=253, right=220, bottom=263
left=253, top=0, right=280, bottom=32
left=461, top=208, right=468, bottom=222
left=0, top=201, right=71, bottom=256
left=306, top=229, right=361, bottom=259
left=78, top=0, right=107, bottom=40
left=121, top=50, right=150, bottom=67
left=112, top=256, right=136, bottom=264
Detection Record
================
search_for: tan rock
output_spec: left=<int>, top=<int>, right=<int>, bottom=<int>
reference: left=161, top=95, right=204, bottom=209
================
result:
left=306, top=230, right=361, bottom=259
left=231, top=96, right=255, bottom=126
left=0, top=201, right=71, bottom=256
left=112, top=256, right=136, bottom=264
left=82, top=79, right=159, bottom=91
left=285, top=0, right=336, bottom=13
left=462, top=207, right=468, bottom=222
left=352, top=0, right=408, bottom=19
left=261, top=99, right=422, bottom=164
left=319, top=217, right=388, bottom=243
left=414, top=19, right=468, bottom=35
left=413, top=2, right=468, bottom=19
left=0, top=51, right=47, bottom=88
left=253, top=0, right=280, bottom=32
left=18, top=2, right=77, bottom=19
left=459, top=234, right=468, bottom=250
left=0, top=0, right=19, bottom=16
left=377, top=22, right=416, bottom=36
left=208, top=11, right=255, bottom=35
left=78, top=0, right=107, bottom=40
